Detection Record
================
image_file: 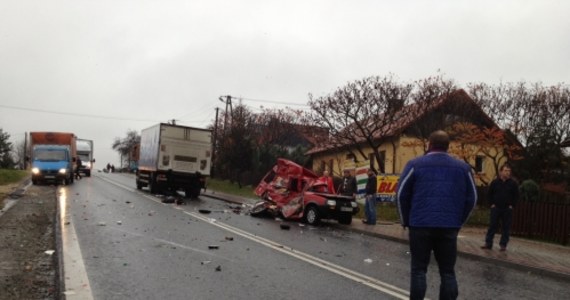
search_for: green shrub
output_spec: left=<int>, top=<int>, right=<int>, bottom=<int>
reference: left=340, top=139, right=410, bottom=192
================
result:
left=520, top=179, right=540, bottom=202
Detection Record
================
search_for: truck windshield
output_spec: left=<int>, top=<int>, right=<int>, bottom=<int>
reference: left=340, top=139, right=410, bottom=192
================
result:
left=78, top=154, right=90, bottom=161
left=34, top=150, right=67, bottom=161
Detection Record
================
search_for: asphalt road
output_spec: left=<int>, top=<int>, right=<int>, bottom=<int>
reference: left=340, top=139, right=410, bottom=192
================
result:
left=60, top=172, right=569, bottom=300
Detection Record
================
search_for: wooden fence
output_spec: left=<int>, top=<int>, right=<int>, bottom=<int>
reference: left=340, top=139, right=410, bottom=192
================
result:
left=511, top=201, right=570, bottom=245
left=477, top=187, right=570, bottom=245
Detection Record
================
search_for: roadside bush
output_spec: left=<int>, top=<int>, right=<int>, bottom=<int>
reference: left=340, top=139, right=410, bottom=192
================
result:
left=520, top=179, right=540, bottom=202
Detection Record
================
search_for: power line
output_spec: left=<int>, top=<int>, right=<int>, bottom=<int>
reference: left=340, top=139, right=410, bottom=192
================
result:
left=232, top=96, right=309, bottom=107
left=0, top=104, right=161, bottom=123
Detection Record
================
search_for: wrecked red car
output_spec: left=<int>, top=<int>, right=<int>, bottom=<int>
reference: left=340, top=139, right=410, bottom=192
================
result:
left=251, top=158, right=359, bottom=225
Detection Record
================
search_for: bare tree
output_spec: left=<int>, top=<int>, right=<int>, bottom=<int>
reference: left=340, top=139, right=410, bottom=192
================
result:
left=112, top=130, right=140, bottom=169
left=307, top=74, right=413, bottom=173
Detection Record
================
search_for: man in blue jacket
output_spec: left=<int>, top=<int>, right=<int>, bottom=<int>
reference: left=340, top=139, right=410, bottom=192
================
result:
left=397, top=130, right=477, bottom=300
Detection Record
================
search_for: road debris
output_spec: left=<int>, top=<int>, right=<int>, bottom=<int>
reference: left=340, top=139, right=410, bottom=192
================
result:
left=116, top=221, right=122, bottom=225
left=215, top=265, right=222, bottom=272
left=201, top=261, right=211, bottom=265
left=225, top=236, right=234, bottom=241
left=364, top=258, right=373, bottom=263
left=97, top=222, right=106, bottom=226
left=280, top=224, right=290, bottom=230
left=208, top=245, right=219, bottom=250
left=198, top=209, right=211, bottom=214
left=44, top=250, right=55, bottom=255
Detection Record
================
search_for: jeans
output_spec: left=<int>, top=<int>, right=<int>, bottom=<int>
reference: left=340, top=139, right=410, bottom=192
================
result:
left=409, top=227, right=460, bottom=300
left=485, top=207, right=513, bottom=248
left=364, top=194, right=377, bottom=224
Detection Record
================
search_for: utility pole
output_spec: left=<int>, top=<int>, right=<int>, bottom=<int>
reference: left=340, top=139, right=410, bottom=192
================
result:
left=219, top=95, right=233, bottom=135
left=212, top=107, right=219, bottom=177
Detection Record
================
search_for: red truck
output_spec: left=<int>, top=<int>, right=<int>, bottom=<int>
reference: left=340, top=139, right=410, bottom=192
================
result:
left=251, top=158, right=359, bottom=225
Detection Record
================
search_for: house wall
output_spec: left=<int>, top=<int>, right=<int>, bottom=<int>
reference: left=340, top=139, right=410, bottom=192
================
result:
left=310, top=134, right=502, bottom=186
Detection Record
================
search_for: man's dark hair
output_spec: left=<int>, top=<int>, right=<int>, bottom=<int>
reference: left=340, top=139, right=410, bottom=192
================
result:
left=428, top=130, right=450, bottom=151
left=500, top=163, right=511, bottom=171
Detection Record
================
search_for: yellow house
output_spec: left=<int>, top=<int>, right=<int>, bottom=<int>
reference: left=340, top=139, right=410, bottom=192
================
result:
left=307, top=90, right=518, bottom=186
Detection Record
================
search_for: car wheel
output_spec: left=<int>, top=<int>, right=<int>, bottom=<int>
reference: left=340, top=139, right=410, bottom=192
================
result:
left=303, top=205, right=320, bottom=225
left=338, top=214, right=352, bottom=225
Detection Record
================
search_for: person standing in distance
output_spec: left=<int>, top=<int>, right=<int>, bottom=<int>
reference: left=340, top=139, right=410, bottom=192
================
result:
left=363, top=168, right=377, bottom=225
left=337, top=169, right=357, bottom=198
left=397, top=130, right=477, bottom=300
left=320, top=170, right=336, bottom=194
left=481, top=164, right=519, bottom=251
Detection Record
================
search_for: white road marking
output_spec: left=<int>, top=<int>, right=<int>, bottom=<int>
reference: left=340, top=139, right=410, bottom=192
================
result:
left=59, top=188, right=94, bottom=300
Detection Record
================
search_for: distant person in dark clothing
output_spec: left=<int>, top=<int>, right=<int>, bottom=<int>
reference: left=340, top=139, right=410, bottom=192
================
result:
left=363, top=168, right=377, bottom=225
left=111, top=164, right=115, bottom=173
left=397, top=130, right=477, bottom=300
left=75, top=157, right=82, bottom=180
left=481, top=164, right=519, bottom=251
left=337, top=169, right=357, bottom=198
left=106, top=163, right=111, bottom=173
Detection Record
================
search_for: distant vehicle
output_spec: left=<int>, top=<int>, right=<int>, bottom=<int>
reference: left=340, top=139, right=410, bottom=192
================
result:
left=28, top=132, right=77, bottom=185
left=135, top=123, right=212, bottom=198
left=76, top=139, right=95, bottom=177
left=252, top=158, right=359, bottom=225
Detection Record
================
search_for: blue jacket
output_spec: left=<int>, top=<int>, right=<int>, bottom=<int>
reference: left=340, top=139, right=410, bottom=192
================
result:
left=397, top=151, right=477, bottom=228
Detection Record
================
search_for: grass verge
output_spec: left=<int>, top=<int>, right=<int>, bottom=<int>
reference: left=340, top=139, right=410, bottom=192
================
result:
left=207, top=178, right=256, bottom=199
left=0, top=169, right=29, bottom=210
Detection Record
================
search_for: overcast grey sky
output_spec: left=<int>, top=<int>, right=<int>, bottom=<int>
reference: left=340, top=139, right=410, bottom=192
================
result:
left=1, top=0, right=569, bottom=168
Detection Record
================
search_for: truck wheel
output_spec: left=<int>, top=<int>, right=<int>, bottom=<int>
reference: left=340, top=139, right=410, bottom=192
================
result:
left=86, top=171, right=91, bottom=177
left=338, top=214, right=352, bottom=225
left=32, top=180, right=37, bottom=185
left=149, top=174, right=159, bottom=194
left=136, top=180, right=143, bottom=190
left=303, top=205, right=320, bottom=225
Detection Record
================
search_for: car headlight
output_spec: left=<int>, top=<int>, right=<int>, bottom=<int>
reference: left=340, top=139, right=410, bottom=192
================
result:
left=351, top=201, right=358, bottom=208
left=31, top=168, right=40, bottom=175
left=59, top=169, right=67, bottom=174
left=326, top=200, right=337, bottom=206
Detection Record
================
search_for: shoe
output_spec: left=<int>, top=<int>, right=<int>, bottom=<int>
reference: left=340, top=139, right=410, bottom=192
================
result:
left=362, top=220, right=368, bottom=224
left=500, top=246, right=507, bottom=252
left=481, top=245, right=492, bottom=250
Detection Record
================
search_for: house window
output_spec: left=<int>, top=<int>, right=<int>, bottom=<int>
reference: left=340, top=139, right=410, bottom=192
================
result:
left=475, top=156, right=484, bottom=173
left=346, top=153, right=355, bottom=161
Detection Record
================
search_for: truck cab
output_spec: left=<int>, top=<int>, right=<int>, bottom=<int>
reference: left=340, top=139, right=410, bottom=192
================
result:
left=31, top=145, right=74, bottom=185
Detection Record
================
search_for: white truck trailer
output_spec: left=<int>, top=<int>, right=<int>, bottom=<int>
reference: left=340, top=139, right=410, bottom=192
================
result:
left=135, top=123, right=212, bottom=198
left=76, top=139, right=95, bottom=177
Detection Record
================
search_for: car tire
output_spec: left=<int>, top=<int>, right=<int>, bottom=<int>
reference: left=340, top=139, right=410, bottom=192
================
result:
left=136, top=180, right=143, bottom=190
left=338, top=214, right=352, bottom=225
left=303, top=205, right=320, bottom=225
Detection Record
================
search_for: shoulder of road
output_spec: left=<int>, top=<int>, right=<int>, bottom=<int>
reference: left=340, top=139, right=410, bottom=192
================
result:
left=201, top=189, right=570, bottom=281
